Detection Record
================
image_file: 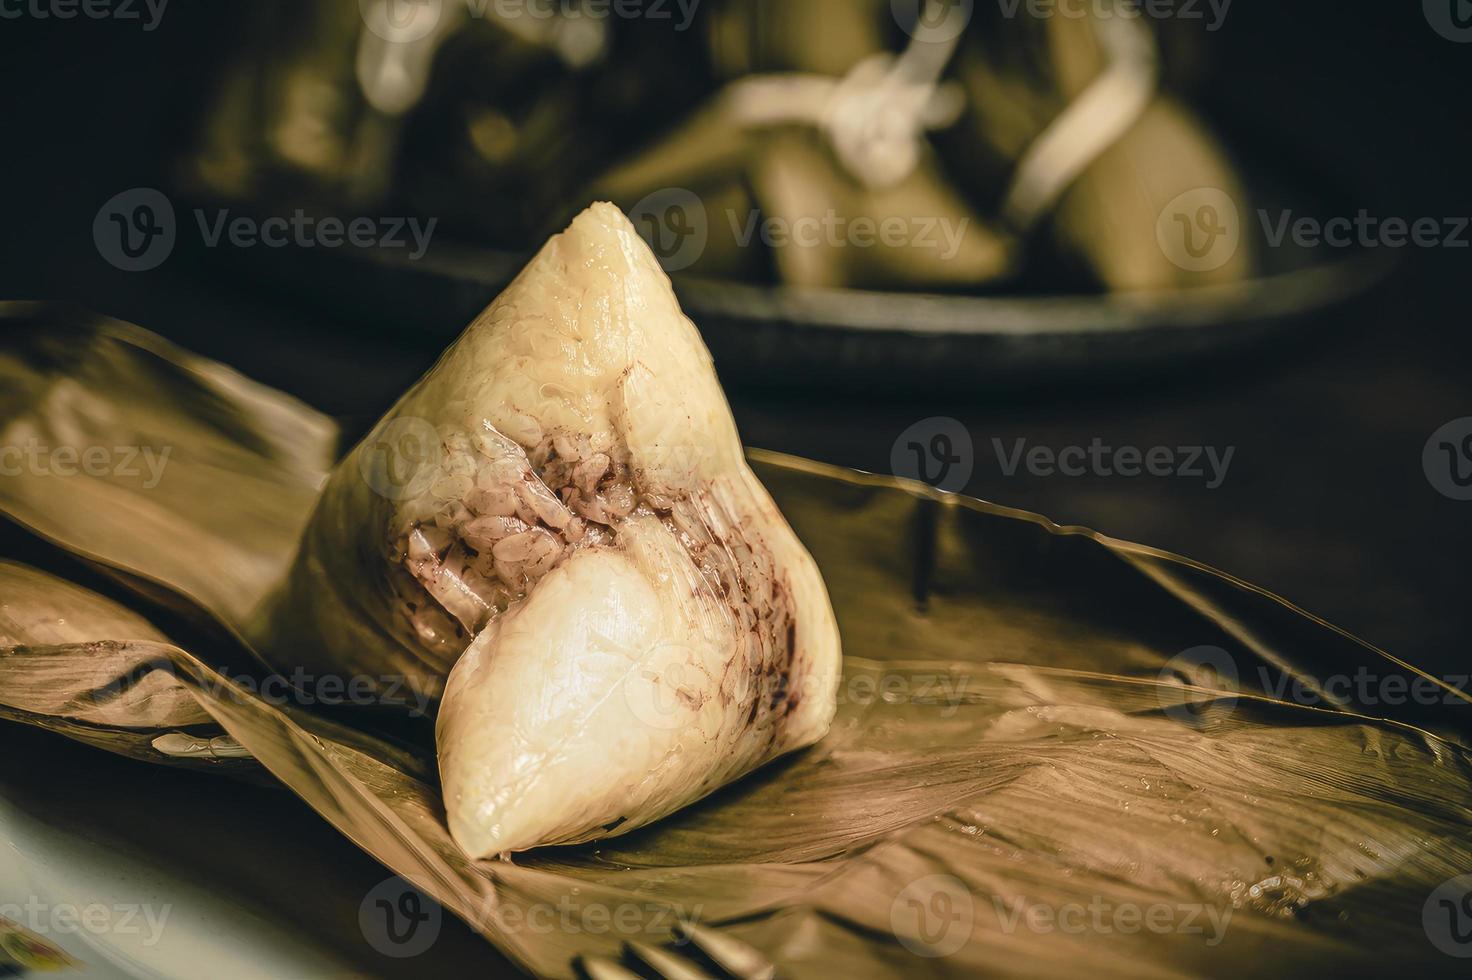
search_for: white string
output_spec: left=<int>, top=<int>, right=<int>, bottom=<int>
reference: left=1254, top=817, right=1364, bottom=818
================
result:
left=1000, top=13, right=1159, bottom=230
left=723, top=28, right=965, bottom=189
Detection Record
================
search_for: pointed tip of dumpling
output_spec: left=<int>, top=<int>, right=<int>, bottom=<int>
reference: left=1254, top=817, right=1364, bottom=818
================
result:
left=558, top=201, right=625, bottom=242
left=551, top=201, right=662, bottom=281
left=576, top=200, right=633, bottom=228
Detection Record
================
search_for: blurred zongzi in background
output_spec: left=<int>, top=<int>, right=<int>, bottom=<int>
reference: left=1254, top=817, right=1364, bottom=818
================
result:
left=180, top=0, right=1254, bottom=294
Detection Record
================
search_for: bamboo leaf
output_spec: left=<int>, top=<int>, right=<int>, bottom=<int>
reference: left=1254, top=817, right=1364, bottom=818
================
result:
left=0, top=306, right=1469, bottom=977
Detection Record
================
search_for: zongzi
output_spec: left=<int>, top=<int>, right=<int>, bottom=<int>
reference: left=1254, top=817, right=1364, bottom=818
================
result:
left=260, top=203, right=842, bottom=854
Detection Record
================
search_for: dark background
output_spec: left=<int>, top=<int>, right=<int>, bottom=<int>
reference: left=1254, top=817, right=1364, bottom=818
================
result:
left=0, top=0, right=1468, bottom=684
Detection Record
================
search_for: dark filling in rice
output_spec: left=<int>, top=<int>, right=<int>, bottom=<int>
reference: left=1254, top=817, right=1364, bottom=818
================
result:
left=384, top=425, right=799, bottom=728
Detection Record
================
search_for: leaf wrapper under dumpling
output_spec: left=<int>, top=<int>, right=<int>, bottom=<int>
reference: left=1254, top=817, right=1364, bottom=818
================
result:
left=0, top=304, right=1470, bottom=977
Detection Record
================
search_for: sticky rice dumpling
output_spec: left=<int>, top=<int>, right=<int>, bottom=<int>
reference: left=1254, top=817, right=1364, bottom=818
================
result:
left=257, top=203, right=842, bottom=854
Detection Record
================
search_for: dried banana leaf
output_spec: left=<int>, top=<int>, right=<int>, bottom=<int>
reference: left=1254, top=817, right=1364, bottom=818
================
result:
left=0, top=302, right=336, bottom=632
left=0, top=304, right=1469, bottom=977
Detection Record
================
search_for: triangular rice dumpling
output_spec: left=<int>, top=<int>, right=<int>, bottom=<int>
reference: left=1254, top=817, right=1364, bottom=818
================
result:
left=260, top=204, right=842, bottom=854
